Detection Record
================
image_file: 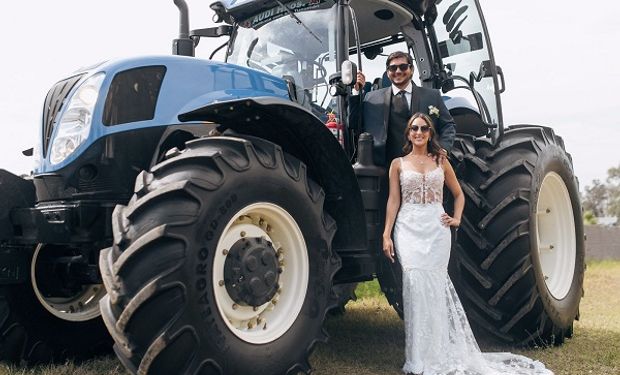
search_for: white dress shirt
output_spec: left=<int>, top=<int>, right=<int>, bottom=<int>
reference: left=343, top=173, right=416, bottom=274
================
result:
left=391, top=81, right=413, bottom=110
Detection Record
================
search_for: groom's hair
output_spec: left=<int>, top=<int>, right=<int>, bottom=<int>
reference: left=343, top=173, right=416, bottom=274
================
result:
left=386, top=51, right=414, bottom=67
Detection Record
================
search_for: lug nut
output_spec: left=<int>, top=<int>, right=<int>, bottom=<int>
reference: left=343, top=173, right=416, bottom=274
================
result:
left=218, top=280, right=225, bottom=287
left=232, top=303, right=239, bottom=310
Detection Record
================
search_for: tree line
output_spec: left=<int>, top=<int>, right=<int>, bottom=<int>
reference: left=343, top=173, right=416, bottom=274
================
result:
left=581, top=163, right=620, bottom=225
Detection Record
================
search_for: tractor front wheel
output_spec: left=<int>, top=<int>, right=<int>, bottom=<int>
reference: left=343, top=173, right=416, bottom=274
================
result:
left=99, top=136, right=340, bottom=374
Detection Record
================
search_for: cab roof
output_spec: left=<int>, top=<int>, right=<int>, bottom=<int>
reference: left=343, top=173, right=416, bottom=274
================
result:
left=212, top=0, right=437, bottom=25
left=211, top=0, right=438, bottom=44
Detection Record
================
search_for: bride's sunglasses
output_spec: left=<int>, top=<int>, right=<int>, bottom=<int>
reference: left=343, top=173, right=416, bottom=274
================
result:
left=387, top=63, right=411, bottom=72
left=410, top=125, right=430, bottom=133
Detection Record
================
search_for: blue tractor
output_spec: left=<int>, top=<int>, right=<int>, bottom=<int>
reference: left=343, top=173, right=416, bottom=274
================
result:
left=0, top=0, right=584, bottom=373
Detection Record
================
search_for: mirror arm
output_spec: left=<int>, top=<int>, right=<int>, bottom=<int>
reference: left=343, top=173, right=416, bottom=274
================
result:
left=190, top=25, right=233, bottom=38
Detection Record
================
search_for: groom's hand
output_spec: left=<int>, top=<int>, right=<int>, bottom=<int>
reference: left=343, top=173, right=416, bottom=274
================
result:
left=429, top=149, right=448, bottom=164
left=354, top=71, right=366, bottom=92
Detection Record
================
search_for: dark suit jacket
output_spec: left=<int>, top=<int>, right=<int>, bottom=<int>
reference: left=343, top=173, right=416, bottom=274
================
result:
left=349, top=82, right=456, bottom=165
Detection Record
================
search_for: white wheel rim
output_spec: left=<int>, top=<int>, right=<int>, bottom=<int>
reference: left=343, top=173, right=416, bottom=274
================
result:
left=535, top=172, right=576, bottom=299
left=212, top=202, right=309, bottom=344
left=31, top=244, right=105, bottom=321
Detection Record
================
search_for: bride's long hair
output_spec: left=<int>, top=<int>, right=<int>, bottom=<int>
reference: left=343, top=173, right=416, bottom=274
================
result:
left=402, top=112, right=444, bottom=165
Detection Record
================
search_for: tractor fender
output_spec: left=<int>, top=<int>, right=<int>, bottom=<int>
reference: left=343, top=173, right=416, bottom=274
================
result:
left=443, top=95, right=488, bottom=137
left=178, top=96, right=367, bottom=251
left=443, top=95, right=480, bottom=114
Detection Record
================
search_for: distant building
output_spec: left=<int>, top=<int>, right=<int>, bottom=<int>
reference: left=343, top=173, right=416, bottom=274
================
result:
left=596, top=216, right=618, bottom=226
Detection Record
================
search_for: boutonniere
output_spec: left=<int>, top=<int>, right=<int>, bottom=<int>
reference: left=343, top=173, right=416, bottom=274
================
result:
left=428, top=105, right=440, bottom=117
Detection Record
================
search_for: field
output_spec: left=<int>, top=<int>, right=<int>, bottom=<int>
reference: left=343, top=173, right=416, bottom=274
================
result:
left=1, top=261, right=618, bottom=375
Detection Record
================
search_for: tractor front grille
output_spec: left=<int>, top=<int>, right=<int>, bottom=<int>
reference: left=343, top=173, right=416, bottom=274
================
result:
left=42, top=74, right=85, bottom=155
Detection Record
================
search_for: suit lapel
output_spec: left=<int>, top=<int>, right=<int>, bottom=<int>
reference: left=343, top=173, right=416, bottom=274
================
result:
left=410, top=81, right=420, bottom=115
left=383, top=87, right=391, bottom=133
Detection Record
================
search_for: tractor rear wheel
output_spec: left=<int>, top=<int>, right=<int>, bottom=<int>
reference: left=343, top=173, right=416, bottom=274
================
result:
left=450, top=126, right=585, bottom=346
left=99, top=136, right=340, bottom=374
left=0, top=244, right=110, bottom=364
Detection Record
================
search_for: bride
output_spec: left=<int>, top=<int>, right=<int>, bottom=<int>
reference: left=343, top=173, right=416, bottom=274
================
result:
left=382, top=113, right=553, bottom=375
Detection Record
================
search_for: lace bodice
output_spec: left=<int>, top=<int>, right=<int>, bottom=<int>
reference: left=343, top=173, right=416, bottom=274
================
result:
left=399, top=159, right=444, bottom=205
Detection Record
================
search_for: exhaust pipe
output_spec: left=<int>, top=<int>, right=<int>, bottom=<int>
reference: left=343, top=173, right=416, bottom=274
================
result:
left=172, top=0, right=195, bottom=56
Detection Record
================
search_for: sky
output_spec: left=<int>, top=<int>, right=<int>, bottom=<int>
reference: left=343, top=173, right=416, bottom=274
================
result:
left=0, top=0, right=618, bottom=191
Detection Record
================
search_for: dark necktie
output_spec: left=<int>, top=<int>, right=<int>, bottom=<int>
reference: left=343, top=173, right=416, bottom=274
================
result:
left=393, top=90, right=409, bottom=116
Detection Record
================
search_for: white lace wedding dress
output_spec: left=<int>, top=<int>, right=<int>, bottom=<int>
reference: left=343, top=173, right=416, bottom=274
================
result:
left=393, top=159, right=553, bottom=375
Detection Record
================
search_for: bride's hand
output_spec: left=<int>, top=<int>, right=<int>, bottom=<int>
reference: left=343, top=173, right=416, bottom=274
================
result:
left=382, top=237, right=395, bottom=263
left=441, top=213, right=461, bottom=227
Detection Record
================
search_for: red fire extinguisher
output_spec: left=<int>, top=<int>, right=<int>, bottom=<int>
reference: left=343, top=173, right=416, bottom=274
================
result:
left=325, top=112, right=344, bottom=146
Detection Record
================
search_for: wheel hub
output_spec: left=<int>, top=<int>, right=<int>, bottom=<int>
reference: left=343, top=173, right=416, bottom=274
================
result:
left=213, top=203, right=309, bottom=344
left=536, top=172, right=576, bottom=299
left=31, top=244, right=105, bottom=321
left=224, top=237, right=280, bottom=307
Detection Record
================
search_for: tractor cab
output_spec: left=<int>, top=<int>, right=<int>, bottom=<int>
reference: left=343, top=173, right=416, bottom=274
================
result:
left=214, top=0, right=505, bottom=147
left=226, top=0, right=338, bottom=121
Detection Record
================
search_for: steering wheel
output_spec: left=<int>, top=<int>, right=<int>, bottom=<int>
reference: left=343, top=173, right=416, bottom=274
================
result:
left=274, top=51, right=327, bottom=87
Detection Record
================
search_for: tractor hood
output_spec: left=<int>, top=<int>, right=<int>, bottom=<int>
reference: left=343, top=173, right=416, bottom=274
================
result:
left=211, top=0, right=438, bottom=25
left=36, top=55, right=290, bottom=173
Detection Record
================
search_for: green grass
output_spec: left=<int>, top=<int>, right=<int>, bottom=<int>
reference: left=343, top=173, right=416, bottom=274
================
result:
left=0, top=358, right=126, bottom=375
left=318, top=261, right=620, bottom=374
left=1, top=261, right=618, bottom=375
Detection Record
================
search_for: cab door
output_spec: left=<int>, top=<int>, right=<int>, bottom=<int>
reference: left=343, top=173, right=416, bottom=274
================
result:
left=432, top=0, right=505, bottom=141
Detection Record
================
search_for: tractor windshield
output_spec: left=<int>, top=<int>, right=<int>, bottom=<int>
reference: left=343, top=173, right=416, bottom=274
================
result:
left=228, top=0, right=338, bottom=121
left=434, top=0, right=501, bottom=126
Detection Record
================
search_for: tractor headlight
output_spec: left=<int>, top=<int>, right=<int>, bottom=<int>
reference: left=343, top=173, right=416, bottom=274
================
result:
left=50, top=73, right=105, bottom=165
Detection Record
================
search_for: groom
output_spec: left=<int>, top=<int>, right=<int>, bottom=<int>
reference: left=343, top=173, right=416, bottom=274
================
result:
left=349, top=51, right=456, bottom=165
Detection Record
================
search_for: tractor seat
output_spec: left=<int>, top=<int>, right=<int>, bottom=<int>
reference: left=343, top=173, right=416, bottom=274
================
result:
left=371, top=71, right=391, bottom=91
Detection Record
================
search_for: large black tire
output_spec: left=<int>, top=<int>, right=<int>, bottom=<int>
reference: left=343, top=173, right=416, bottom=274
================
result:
left=99, top=136, right=340, bottom=374
left=450, top=125, right=585, bottom=346
left=0, top=245, right=111, bottom=364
